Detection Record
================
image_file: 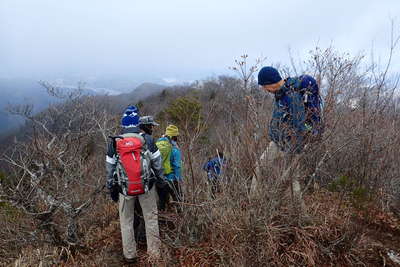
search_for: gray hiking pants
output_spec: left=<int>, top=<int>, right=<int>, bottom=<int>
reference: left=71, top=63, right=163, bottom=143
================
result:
left=118, top=187, right=160, bottom=259
left=250, top=141, right=303, bottom=206
left=250, top=141, right=283, bottom=195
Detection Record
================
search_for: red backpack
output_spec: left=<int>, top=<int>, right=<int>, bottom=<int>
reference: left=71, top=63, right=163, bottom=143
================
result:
left=114, top=133, right=152, bottom=196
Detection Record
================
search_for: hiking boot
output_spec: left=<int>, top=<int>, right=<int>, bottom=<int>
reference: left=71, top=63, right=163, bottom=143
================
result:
left=124, top=257, right=138, bottom=264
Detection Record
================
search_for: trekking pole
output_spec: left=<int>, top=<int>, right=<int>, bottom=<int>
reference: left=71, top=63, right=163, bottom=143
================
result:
left=108, top=135, right=124, bottom=149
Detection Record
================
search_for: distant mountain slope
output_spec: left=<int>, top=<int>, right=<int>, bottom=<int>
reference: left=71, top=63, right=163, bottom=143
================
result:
left=0, top=80, right=168, bottom=135
left=108, top=83, right=168, bottom=112
left=123, top=82, right=167, bottom=101
left=0, top=79, right=55, bottom=133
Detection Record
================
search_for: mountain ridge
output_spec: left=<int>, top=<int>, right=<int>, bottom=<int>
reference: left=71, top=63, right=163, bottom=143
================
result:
left=0, top=80, right=168, bottom=134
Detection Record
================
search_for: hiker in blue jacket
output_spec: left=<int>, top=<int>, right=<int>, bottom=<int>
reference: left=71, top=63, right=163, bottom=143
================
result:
left=259, top=66, right=322, bottom=154
left=250, top=66, right=323, bottom=201
left=203, top=151, right=226, bottom=197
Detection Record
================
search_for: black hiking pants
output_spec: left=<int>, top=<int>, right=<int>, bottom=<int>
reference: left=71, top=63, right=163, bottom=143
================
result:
left=157, top=180, right=182, bottom=211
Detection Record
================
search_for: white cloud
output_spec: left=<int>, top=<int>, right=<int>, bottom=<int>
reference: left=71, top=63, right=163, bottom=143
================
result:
left=162, top=78, right=179, bottom=84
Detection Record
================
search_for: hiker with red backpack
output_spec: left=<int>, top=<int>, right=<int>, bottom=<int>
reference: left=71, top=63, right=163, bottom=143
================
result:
left=250, top=66, right=323, bottom=197
left=105, top=106, right=165, bottom=263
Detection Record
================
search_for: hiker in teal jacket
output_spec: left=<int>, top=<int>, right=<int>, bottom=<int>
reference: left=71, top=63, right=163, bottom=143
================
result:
left=156, top=125, right=182, bottom=210
left=165, top=140, right=181, bottom=181
left=157, top=141, right=181, bottom=181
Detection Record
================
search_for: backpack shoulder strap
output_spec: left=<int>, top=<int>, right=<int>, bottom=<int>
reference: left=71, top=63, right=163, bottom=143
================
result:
left=139, top=132, right=149, bottom=150
left=122, top=132, right=145, bottom=144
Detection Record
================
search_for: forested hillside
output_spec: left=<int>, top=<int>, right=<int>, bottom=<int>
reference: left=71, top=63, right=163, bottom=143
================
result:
left=1, top=50, right=400, bottom=266
left=0, top=81, right=167, bottom=139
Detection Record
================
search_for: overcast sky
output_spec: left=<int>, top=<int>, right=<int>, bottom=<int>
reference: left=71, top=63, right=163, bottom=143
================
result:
left=1, top=0, right=399, bottom=86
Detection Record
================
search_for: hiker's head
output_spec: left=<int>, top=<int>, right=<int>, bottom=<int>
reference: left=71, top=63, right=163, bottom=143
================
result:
left=139, top=116, right=159, bottom=135
left=258, top=66, right=284, bottom=93
left=165, top=125, right=179, bottom=141
left=121, top=105, right=139, bottom=128
left=217, top=151, right=224, bottom=159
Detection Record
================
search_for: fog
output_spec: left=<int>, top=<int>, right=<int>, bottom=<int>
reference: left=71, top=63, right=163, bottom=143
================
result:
left=1, top=0, right=399, bottom=88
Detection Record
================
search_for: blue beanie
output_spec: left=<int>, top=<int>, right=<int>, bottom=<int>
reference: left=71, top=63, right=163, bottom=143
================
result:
left=121, top=106, right=140, bottom=128
left=258, top=66, right=282, bottom=85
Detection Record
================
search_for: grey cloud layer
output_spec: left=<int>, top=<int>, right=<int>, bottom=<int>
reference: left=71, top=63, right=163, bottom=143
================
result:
left=1, top=0, right=399, bottom=82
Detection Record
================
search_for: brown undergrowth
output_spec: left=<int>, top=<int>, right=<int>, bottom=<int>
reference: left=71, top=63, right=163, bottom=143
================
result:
left=163, top=191, right=400, bottom=266
left=16, top=190, right=397, bottom=266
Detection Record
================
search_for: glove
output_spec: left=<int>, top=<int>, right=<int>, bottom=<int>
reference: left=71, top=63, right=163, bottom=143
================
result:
left=304, top=123, right=313, bottom=132
left=155, top=177, right=169, bottom=189
left=110, top=185, right=119, bottom=202
left=148, top=178, right=155, bottom=191
left=106, top=179, right=114, bottom=190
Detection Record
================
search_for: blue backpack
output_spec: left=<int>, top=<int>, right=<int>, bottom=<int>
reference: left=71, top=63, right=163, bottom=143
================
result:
left=203, top=157, right=224, bottom=180
left=296, top=75, right=323, bottom=137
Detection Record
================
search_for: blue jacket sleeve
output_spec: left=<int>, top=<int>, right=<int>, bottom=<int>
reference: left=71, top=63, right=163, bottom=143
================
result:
left=171, top=147, right=182, bottom=180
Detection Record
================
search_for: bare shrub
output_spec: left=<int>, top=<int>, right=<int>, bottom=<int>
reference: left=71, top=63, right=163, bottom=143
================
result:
left=0, top=83, right=116, bottom=261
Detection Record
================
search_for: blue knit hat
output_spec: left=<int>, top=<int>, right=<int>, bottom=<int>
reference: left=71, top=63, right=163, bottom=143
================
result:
left=258, top=66, right=282, bottom=85
left=121, top=106, right=139, bottom=128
